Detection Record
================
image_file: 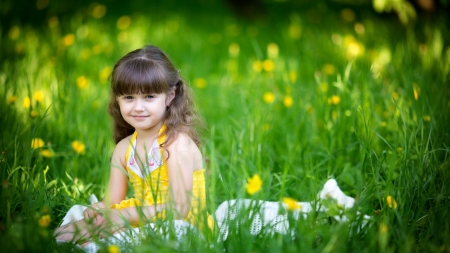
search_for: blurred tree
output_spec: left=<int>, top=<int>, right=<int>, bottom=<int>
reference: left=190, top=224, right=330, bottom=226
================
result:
left=416, top=0, right=436, bottom=10
left=372, top=0, right=417, bottom=24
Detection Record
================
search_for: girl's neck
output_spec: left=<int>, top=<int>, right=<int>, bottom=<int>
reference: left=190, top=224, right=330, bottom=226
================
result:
left=135, top=120, right=164, bottom=142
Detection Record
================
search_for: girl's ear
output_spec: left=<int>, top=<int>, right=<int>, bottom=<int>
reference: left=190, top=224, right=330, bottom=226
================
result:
left=166, top=88, right=176, bottom=106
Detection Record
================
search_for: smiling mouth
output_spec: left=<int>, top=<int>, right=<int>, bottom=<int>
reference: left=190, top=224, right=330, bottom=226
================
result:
left=132, top=115, right=149, bottom=119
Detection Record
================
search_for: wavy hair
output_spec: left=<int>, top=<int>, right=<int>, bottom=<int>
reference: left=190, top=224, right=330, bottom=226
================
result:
left=107, top=45, right=204, bottom=148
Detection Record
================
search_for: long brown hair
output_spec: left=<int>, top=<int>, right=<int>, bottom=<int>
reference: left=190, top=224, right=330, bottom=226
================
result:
left=107, top=45, right=204, bottom=148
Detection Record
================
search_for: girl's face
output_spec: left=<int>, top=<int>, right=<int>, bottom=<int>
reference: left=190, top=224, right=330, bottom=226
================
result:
left=117, top=90, right=175, bottom=133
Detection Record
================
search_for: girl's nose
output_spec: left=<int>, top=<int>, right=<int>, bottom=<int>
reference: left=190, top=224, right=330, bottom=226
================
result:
left=134, top=99, right=144, bottom=111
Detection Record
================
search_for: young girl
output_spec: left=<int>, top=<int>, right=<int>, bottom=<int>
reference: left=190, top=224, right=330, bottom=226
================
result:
left=54, top=45, right=213, bottom=245
left=55, top=45, right=367, bottom=249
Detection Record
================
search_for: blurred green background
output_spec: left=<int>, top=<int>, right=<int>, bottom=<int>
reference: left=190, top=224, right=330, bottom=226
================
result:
left=1, top=0, right=449, bottom=252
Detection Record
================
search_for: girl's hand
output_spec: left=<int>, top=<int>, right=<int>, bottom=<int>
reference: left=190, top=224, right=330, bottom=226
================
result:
left=93, top=209, right=126, bottom=236
left=83, top=201, right=106, bottom=221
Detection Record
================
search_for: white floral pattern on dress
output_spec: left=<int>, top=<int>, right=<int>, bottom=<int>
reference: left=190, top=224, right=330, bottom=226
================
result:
left=127, top=138, right=163, bottom=179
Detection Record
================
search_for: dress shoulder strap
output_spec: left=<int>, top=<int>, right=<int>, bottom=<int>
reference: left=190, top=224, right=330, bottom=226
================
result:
left=157, top=124, right=166, bottom=146
left=125, top=131, right=138, bottom=168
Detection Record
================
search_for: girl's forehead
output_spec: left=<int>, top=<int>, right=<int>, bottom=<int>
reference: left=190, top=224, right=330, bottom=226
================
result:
left=118, top=91, right=165, bottom=95
left=114, top=82, right=167, bottom=95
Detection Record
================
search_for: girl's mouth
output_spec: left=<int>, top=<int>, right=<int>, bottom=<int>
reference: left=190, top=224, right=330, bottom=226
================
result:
left=133, top=115, right=148, bottom=119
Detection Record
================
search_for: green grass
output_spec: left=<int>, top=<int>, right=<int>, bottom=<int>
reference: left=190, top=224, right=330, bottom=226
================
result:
left=1, top=0, right=449, bottom=252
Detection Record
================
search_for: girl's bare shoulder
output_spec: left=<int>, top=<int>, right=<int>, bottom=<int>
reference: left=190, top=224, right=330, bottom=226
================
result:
left=116, top=135, right=133, bottom=150
left=166, top=132, right=203, bottom=171
left=112, top=135, right=133, bottom=163
left=167, top=132, right=201, bottom=155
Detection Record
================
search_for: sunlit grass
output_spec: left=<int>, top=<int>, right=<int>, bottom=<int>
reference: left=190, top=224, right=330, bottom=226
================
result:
left=1, top=1, right=449, bottom=252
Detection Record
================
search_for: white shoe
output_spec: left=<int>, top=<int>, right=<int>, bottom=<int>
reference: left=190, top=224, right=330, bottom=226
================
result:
left=318, top=179, right=355, bottom=208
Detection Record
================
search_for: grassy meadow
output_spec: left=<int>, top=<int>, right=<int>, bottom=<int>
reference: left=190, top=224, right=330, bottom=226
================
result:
left=1, top=0, right=449, bottom=252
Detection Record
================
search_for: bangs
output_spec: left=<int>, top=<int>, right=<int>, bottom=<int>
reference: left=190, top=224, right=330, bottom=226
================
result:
left=112, top=58, right=169, bottom=96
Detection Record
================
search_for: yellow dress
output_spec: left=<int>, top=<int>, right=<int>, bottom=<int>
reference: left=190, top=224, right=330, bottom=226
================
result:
left=111, top=126, right=213, bottom=230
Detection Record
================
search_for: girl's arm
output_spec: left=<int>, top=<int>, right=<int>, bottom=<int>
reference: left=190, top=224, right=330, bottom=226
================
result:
left=165, top=133, right=197, bottom=219
left=93, top=133, right=198, bottom=230
left=93, top=204, right=167, bottom=231
left=104, top=139, right=129, bottom=205
left=84, top=138, right=129, bottom=220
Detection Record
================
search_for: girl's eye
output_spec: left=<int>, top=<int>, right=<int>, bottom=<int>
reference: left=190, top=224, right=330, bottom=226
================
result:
left=123, top=96, right=133, bottom=100
left=145, top=95, right=155, bottom=99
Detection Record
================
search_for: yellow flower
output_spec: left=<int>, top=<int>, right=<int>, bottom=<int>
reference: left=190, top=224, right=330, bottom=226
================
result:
left=30, top=110, right=38, bottom=118
left=77, top=26, right=88, bottom=39
left=15, top=44, right=24, bottom=54
left=322, top=64, right=336, bottom=75
left=378, top=222, right=389, bottom=250
left=77, top=76, right=88, bottom=89
left=283, top=95, right=293, bottom=108
left=282, top=197, right=302, bottom=211
left=63, top=34, right=75, bottom=47
left=246, top=174, right=262, bottom=195
left=38, top=214, right=51, bottom=227
left=228, top=43, right=240, bottom=57
left=423, top=115, right=431, bottom=122
left=117, top=32, right=128, bottom=42
left=194, top=78, right=207, bottom=89
left=31, top=138, right=45, bottom=149
left=33, top=90, right=45, bottom=102
left=252, top=60, right=262, bottom=72
left=341, top=8, right=355, bottom=22
left=289, top=70, right=297, bottom=83
left=263, top=92, right=275, bottom=104
left=7, top=95, right=17, bottom=103
left=332, top=34, right=342, bottom=45
left=329, top=95, right=341, bottom=105
left=285, top=85, right=292, bottom=94
left=392, top=91, right=399, bottom=100
left=40, top=149, right=55, bottom=158
left=23, top=96, right=31, bottom=108
left=288, top=24, right=301, bottom=39
left=108, top=245, right=120, bottom=253
left=371, top=48, right=391, bottom=79
left=331, top=110, right=338, bottom=119
left=91, top=100, right=100, bottom=110
left=93, top=44, right=103, bottom=54
left=100, top=67, right=111, bottom=83
left=48, top=16, right=59, bottom=28
left=379, top=223, right=389, bottom=233
left=267, top=43, right=279, bottom=59
left=72, top=141, right=86, bottom=154
left=8, top=26, right=21, bottom=40
left=413, top=86, right=420, bottom=100
left=347, top=41, right=365, bottom=58
left=344, top=36, right=364, bottom=58
left=386, top=195, right=398, bottom=209
left=91, top=4, right=107, bottom=19
left=117, top=16, right=131, bottom=30
left=42, top=206, right=50, bottom=214
left=81, top=48, right=92, bottom=60
left=354, top=23, right=365, bottom=34
left=320, top=83, right=329, bottom=93
left=227, top=60, right=238, bottom=72
left=262, top=59, right=274, bottom=72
